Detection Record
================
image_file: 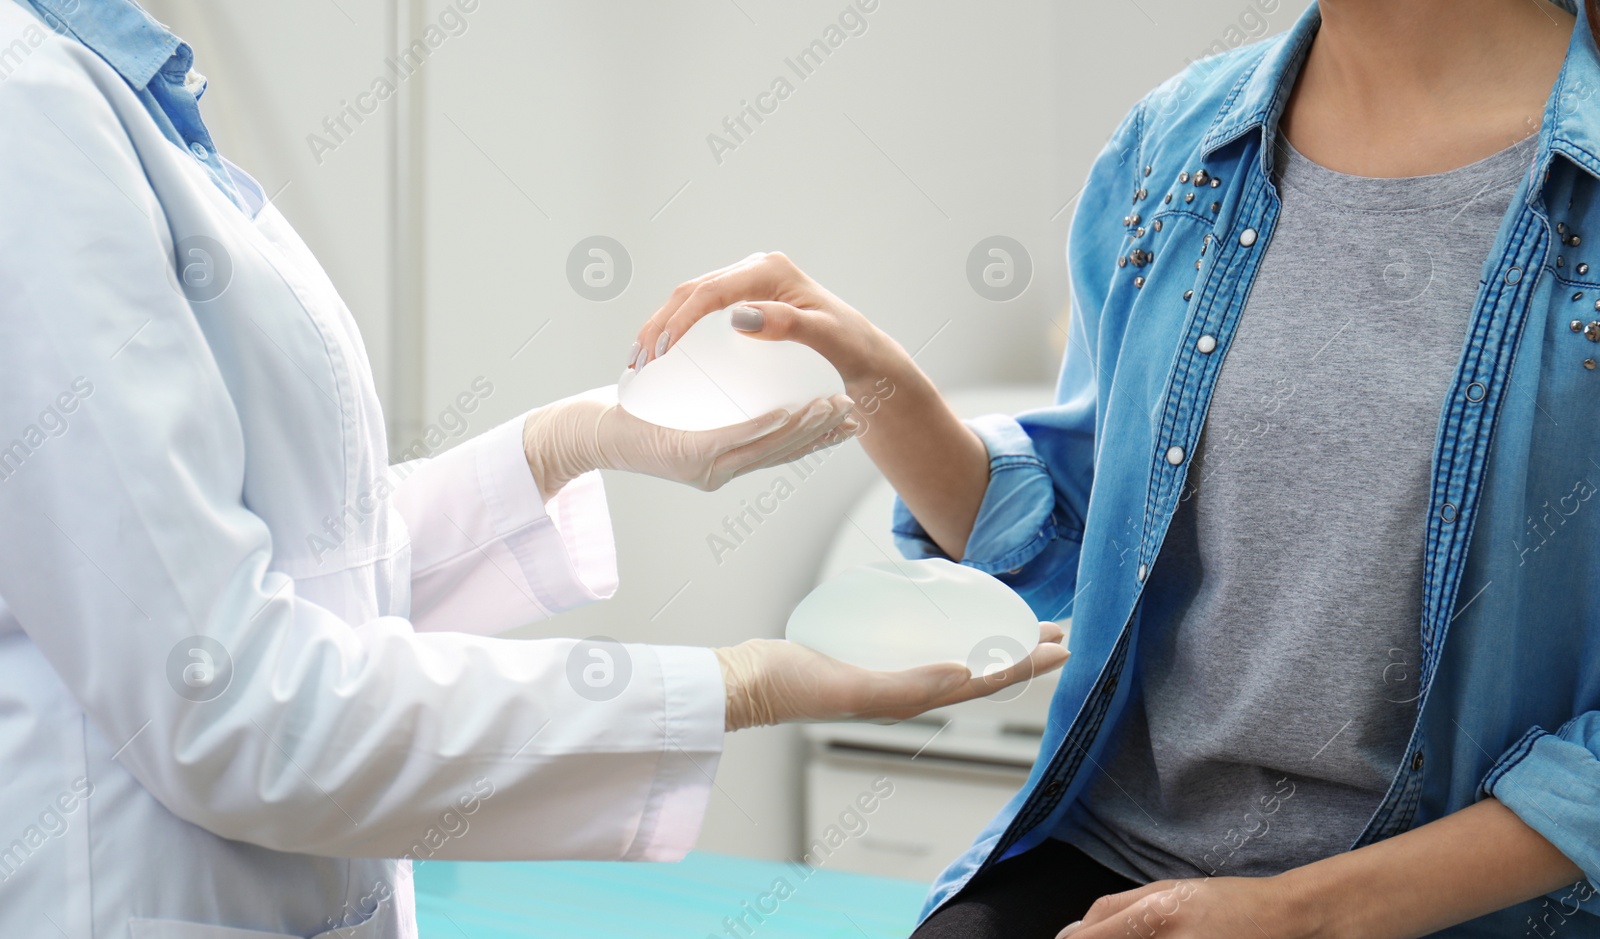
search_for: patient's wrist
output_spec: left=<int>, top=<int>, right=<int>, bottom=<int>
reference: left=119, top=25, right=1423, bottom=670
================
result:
left=841, top=332, right=921, bottom=411
left=812, top=313, right=902, bottom=387
left=1274, top=860, right=1361, bottom=939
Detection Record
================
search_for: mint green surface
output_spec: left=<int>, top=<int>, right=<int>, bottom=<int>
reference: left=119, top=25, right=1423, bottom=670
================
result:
left=414, top=852, right=929, bottom=939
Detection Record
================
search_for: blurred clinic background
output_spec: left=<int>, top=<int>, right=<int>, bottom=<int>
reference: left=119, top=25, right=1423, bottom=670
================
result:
left=136, top=0, right=1300, bottom=926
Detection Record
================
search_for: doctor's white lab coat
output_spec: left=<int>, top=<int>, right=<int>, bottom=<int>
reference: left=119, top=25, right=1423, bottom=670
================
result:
left=0, top=8, right=725, bottom=938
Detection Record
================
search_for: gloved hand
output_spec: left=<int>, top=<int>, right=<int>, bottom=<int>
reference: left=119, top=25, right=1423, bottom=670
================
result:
left=522, top=385, right=858, bottom=497
left=714, top=622, right=1070, bottom=730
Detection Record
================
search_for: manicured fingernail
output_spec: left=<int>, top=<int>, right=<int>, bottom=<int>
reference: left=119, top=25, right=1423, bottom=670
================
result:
left=634, top=348, right=649, bottom=371
left=1061, top=922, right=1082, bottom=936
left=625, top=340, right=641, bottom=368
left=731, top=305, right=764, bottom=331
left=654, top=331, right=671, bottom=358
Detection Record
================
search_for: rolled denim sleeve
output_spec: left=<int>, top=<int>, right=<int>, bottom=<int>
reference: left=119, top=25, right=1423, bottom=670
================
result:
left=891, top=414, right=1066, bottom=575
left=889, top=398, right=1093, bottom=618
left=1480, top=711, right=1600, bottom=892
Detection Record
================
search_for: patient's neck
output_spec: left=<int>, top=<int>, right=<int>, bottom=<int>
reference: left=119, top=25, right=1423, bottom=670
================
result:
left=1280, top=0, right=1573, bottom=176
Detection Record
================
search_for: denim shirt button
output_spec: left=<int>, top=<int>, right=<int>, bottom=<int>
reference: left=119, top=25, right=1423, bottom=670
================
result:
left=1239, top=227, right=1258, bottom=247
left=1465, top=382, right=1486, bottom=402
left=1441, top=503, right=1458, bottom=523
left=1165, top=445, right=1185, bottom=465
left=1411, top=751, right=1425, bottom=772
left=1197, top=334, right=1217, bottom=354
left=188, top=141, right=208, bottom=160
left=1505, top=266, right=1523, bottom=284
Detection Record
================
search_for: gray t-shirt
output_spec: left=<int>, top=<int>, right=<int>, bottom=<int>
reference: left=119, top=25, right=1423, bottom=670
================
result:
left=1062, top=130, right=1537, bottom=881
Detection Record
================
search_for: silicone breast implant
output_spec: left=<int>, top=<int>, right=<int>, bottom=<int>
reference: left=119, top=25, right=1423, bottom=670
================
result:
left=618, top=306, right=845, bottom=431
left=786, top=558, right=1043, bottom=674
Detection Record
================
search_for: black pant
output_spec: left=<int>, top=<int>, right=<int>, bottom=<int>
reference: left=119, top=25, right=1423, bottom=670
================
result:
left=910, top=838, right=1141, bottom=939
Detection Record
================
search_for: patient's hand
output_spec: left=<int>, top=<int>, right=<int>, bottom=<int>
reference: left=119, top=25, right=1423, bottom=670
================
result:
left=714, top=621, right=1068, bottom=731
left=1058, top=875, right=1309, bottom=939
left=633, top=253, right=992, bottom=561
left=629, top=252, right=897, bottom=391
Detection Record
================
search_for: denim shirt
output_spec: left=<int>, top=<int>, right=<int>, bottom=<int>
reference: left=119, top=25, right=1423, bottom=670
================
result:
left=15, top=0, right=245, bottom=211
left=896, top=2, right=1600, bottom=933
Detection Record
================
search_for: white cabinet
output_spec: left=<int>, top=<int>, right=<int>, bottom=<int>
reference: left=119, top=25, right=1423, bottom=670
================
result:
left=800, top=652, right=1061, bottom=882
left=804, top=729, right=1033, bottom=882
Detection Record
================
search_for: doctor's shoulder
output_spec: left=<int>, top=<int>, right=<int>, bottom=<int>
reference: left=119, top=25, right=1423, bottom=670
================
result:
left=0, top=6, right=124, bottom=110
left=0, top=7, right=156, bottom=205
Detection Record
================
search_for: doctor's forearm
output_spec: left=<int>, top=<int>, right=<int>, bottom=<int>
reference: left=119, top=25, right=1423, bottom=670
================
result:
left=1280, top=797, right=1583, bottom=938
left=849, top=348, right=990, bottom=561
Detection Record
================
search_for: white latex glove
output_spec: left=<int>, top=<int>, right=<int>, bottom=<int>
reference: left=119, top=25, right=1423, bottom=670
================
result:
left=714, top=622, right=1069, bottom=731
left=522, top=385, right=858, bottom=496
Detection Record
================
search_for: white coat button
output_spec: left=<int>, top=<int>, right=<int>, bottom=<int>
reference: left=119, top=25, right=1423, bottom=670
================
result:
left=1239, top=227, right=1258, bottom=247
left=1197, top=334, right=1217, bottom=354
left=1165, top=445, right=1185, bottom=465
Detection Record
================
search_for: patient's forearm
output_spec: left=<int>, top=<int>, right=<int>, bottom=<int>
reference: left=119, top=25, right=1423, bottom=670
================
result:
left=849, top=347, right=990, bottom=560
left=1282, top=797, right=1584, bottom=938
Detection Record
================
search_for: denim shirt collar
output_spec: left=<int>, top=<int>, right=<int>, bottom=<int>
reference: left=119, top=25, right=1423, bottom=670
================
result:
left=26, top=0, right=179, bottom=89
left=1199, top=0, right=1600, bottom=198
left=1543, top=1, right=1600, bottom=186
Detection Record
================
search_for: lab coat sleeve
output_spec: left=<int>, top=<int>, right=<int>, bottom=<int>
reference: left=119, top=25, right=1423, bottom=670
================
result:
left=0, top=38, right=721, bottom=862
left=1479, top=712, right=1600, bottom=893
left=393, top=411, right=619, bottom=636
left=891, top=99, right=1142, bottom=618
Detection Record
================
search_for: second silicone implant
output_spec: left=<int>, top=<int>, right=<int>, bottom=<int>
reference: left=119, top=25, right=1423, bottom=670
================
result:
left=786, top=558, right=1043, bottom=674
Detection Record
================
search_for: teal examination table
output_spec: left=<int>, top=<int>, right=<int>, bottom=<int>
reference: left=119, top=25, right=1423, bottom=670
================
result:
left=415, top=851, right=930, bottom=938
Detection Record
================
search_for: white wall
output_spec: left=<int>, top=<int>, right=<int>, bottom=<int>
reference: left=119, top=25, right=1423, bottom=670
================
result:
left=141, top=0, right=1302, bottom=862
left=139, top=0, right=400, bottom=419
